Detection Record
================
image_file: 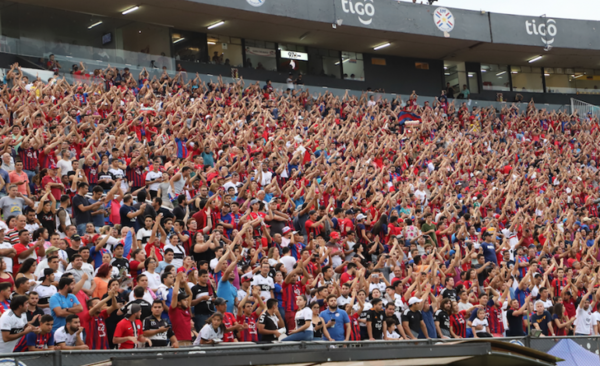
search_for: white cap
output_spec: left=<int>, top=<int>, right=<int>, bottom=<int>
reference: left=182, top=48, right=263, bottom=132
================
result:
left=408, top=297, right=423, bottom=306
left=356, top=214, right=367, bottom=221
left=0, top=220, right=8, bottom=231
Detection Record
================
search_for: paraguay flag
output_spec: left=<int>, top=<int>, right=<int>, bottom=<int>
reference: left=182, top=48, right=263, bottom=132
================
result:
left=398, top=111, right=421, bottom=125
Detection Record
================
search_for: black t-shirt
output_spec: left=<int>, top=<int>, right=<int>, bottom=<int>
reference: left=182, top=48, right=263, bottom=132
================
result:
left=441, top=288, right=457, bottom=302
left=435, top=309, right=450, bottom=331
left=37, top=211, right=56, bottom=236
left=191, top=283, right=214, bottom=315
left=97, top=171, right=115, bottom=191
left=73, top=194, right=92, bottom=225
left=258, top=312, right=279, bottom=342
left=531, top=311, right=552, bottom=336
left=111, top=257, right=130, bottom=276
left=142, top=315, right=175, bottom=347
left=123, top=299, right=152, bottom=321
left=173, top=205, right=186, bottom=222
left=26, top=307, right=45, bottom=327
left=66, top=247, right=79, bottom=262
left=366, top=309, right=384, bottom=339
left=403, top=309, right=423, bottom=333
left=506, top=309, right=526, bottom=336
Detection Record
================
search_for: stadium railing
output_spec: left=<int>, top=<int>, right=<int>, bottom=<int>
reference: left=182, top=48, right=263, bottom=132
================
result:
left=5, top=335, right=597, bottom=366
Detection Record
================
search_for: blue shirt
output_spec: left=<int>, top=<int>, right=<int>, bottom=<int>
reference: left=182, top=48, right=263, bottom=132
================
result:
left=319, top=308, right=350, bottom=341
left=216, top=278, right=237, bottom=314
left=419, top=307, right=436, bottom=339
left=49, top=293, right=81, bottom=331
left=479, top=242, right=498, bottom=265
left=201, top=152, right=215, bottom=167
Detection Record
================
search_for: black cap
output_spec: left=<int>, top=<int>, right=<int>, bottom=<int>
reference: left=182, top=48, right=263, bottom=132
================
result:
left=214, top=297, right=228, bottom=305
left=71, top=234, right=81, bottom=241
left=177, top=292, right=190, bottom=301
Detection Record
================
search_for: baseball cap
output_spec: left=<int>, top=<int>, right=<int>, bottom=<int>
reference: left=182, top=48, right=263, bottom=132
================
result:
left=449, top=250, right=456, bottom=256
left=330, top=232, right=340, bottom=240
left=214, top=297, right=228, bottom=306
left=126, top=303, right=142, bottom=316
left=282, top=227, right=292, bottom=235
left=38, top=268, right=54, bottom=280
left=250, top=199, right=260, bottom=205
left=308, top=210, right=317, bottom=216
left=177, top=292, right=190, bottom=301
left=0, top=221, right=7, bottom=231
left=45, top=247, right=59, bottom=256
left=356, top=214, right=367, bottom=221
left=345, top=209, right=355, bottom=215
left=49, top=164, right=58, bottom=170
left=71, top=234, right=81, bottom=241
left=408, top=297, right=423, bottom=306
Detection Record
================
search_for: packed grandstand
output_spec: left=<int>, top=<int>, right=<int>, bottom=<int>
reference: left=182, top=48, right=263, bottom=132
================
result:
left=0, top=61, right=596, bottom=352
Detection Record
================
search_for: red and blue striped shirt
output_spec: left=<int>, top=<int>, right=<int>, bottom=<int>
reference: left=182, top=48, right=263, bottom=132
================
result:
left=14, top=332, right=54, bottom=352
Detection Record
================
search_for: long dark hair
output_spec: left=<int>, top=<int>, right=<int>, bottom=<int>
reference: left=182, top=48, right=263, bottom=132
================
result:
left=553, top=303, right=564, bottom=319
left=18, top=258, right=37, bottom=274
left=371, top=214, right=388, bottom=236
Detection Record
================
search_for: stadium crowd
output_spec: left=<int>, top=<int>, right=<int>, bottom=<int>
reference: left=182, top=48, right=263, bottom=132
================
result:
left=0, top=62, right=597, bottom=352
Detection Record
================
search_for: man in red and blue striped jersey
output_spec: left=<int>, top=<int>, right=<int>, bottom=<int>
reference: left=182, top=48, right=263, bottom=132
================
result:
left=282, top=261, right=309, bottom=331
left=13, top=314, right=55, bottom=352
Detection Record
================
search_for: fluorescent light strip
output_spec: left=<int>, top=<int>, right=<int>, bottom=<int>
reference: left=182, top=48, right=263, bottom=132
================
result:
left=496, top=71, right=506, bottom=76
left=528, top=56, right=542, bottom=63
left=122, top=6, right=139, bottom=15
left=208, top=21, right=225, bottom=29
left=173, top=38, right=185, bottom=44
left=373, top=43, right=390, bottom=50
left=88, top=21, right=103, bottom=29
left=207, top=41, right=216, bottom=45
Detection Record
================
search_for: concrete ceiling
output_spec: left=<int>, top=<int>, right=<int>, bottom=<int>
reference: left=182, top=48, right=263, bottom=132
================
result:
left=7, top=0, right=600, bottom=69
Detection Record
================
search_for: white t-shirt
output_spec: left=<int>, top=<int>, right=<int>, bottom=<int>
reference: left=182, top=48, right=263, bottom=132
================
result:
left=146, top=171, right=163, bottom=191
left=0, top=310, right=28, bottom=353
left=501, top=229, right=519, bottom=260
left=57, top=159, right=73, bottom=176
left=574, top=305, right=593, bottom=335
left=54, top=326, right=84, bottom=346
left=109, top=168, right=128, bottom=192
left=368, top=282, right=386, bottom=294
left=196, top=324, right=223, bottom=345
left=472, top=318, right=489, bottom=333
left=458, top=302, right=473, bottom=312
left=414, top=190, right=427, bottom=204
left=279, top=256, right=296, bottom=274
left=294, top=307, right=313, bottom=332
left=252, top=274, right=274, bottom=300
left=137, top=228, right=153, bottom=245
left=0, top=242, right=13, bottom=273
left=164, top=243, right=185, bottom=269
left=34, top=284, right=57, bottom=315
left=143, top=271, right=161, bottom=291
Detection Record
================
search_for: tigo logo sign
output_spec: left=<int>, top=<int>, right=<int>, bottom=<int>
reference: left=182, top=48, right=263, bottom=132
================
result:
left=525, top=19, right=557, bottom=46
left=341, top=0, right=375, bottom=25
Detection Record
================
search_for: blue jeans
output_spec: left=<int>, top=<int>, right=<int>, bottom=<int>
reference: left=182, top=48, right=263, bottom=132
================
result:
left=278, top=305, right=286, bottom=325
left=194, top=313, right=211, bottom=332
left=282, top=330, right=313, bottom=342
left=76, top=223, right=87, bottom=236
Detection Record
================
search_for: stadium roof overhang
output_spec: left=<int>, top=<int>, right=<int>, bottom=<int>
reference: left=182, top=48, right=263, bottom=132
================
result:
left=11, top=0, right=600, bottom=69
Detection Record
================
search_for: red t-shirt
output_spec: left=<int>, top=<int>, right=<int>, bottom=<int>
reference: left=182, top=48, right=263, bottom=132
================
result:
left=13, top=243, right=42, bottom=274
left=168, top=306, right=192, bottom=341
left=114, top=318, right=142, bottom=349
left=41, top=175, right=63, bottom=201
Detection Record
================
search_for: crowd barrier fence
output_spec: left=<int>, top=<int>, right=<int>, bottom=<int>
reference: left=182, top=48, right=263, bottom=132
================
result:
left=0, top=335, right=597, bottom=366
